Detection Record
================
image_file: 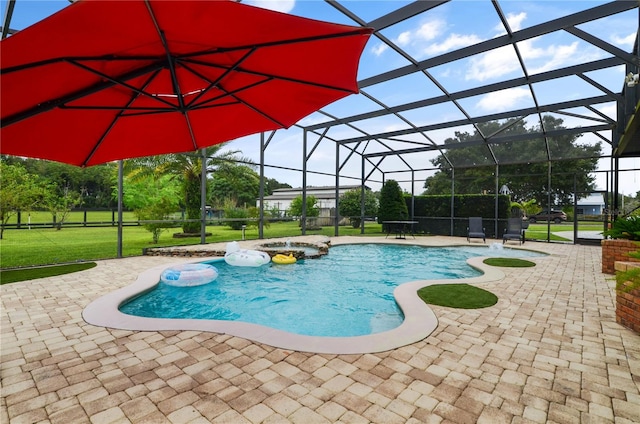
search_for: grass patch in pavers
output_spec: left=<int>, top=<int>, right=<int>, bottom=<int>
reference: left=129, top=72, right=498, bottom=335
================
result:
left=483, top=257, right=536, bottom=267
left=0, top=262, right=97, bottom=284
left=418, top=284, right=498, bottom=309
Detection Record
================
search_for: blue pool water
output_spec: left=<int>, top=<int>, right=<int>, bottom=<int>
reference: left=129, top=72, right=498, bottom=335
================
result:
left=120, top=244, right=545, bottom=337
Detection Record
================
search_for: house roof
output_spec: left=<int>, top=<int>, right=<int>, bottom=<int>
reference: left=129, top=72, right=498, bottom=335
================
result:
left=263, top=185, right=369, bottom=201
left=577, top=193, right=605, bottom=205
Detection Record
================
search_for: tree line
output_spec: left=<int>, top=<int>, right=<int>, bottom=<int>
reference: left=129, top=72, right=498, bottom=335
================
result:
left=0, top=144, right=291, bottom=240
left=423, top=116, right=603, bottom=205
left=4, top=117, right=633, bottom=240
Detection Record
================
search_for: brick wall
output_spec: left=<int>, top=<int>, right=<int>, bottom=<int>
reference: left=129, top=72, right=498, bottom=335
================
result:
left=616, top=270, right=640, bottom=335
left=601, top=239, right=640, bottom=274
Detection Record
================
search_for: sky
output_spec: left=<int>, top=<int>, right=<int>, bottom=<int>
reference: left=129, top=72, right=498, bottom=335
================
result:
left=2, top=0, right=639, bottom=198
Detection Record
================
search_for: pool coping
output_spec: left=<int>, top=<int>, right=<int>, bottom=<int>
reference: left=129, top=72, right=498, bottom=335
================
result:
left=82, top=244, right=510, bottom=354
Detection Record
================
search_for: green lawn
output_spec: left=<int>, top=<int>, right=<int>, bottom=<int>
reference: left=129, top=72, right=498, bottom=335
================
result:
left=0, top=221, right=383, bottom=268
left=525, top=222, right=605, bottom=242
left=0, top=262, right=97, bottom=284
left=0, top=219, right=604, bottom=269
left=3, top=210, right=138, bottom=225
left=418, top=284, right=498, bottom=309
left=483, top=258, right=536, bottom=267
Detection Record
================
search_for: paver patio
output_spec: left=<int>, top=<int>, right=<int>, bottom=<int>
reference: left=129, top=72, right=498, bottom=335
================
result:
left=1, top=236, right=639, bottom=423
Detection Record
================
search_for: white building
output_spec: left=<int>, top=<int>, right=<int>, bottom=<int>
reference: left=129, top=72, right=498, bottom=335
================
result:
left=258, top=185, right=369, bottom=220
left=576, top=193, right=605, bottom=216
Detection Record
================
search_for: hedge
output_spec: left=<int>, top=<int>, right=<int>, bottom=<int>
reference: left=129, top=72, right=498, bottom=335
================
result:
left=405, top=194, right=511, bottom=238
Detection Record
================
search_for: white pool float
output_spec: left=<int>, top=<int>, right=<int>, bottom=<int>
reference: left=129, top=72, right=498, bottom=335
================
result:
left=224, top=241, right=271, bottom=267
left=160, top=263, right=218, bottom=287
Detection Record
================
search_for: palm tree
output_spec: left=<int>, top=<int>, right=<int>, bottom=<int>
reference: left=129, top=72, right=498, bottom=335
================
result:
left=125, top=144, right=252, bottom=234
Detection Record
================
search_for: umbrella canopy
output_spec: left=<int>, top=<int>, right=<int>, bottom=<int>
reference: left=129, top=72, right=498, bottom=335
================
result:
left=0, top=0, right=372, bottom=166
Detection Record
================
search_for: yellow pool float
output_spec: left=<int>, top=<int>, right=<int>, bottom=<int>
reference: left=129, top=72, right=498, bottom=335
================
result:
left=272, top=253, right=297, bottom=265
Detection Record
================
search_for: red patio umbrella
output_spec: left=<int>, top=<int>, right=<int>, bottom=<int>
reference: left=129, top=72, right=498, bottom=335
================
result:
left=0, top=0, right=372, bottom=166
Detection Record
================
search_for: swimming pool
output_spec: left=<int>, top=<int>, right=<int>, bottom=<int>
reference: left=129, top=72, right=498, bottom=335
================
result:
left=119, top=244, right=545, bottom=337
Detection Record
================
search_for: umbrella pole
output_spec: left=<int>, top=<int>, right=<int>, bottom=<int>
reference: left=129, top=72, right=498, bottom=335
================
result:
left=301, top=131, right=307, bottom=235
left=259, top=133, right=265, bottom=239
left=201, top=148, right=207, bottom=245
left=117, top=160, right=123, bottom=258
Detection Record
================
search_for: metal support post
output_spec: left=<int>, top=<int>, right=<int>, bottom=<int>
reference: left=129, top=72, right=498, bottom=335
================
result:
left=117, top=160, right=123, bottom=258
left=259, top=133, right=265, bottom=239
left=335, top=142, right=340, bottom=236
left=201, top=148, right=207, bottom=244
left=301, top=130, right=307, bottom=235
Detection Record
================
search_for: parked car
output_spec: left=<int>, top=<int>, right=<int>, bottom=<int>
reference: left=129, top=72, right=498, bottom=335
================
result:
left=529, top=210, right=567, bottom=224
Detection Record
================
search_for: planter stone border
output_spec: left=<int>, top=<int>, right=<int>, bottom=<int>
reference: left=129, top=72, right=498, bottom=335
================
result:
left=602, top=239, right=640, bottom=274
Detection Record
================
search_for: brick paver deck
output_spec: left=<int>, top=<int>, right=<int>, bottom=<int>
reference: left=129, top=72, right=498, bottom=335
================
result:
left=2, top=236, right=639, bottom=423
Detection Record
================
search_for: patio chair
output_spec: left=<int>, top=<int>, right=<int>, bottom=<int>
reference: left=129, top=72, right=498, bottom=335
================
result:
left=503, top=218, right=524, bottom=245
left=467, top=217, right=486, bottom=243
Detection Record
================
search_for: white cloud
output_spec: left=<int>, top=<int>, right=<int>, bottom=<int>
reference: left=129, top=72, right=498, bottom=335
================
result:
left=612, top=32, right=637, bottom=47
left=415, top=20, right=444, bottom=41
left=521, top=40, right=583, bottom=74
left=467, top=11, right=596, bottom=82
left=492, top=12, right=526, bottom=34
left=298, top=114, right=334, bottom=127
left=507, top=12, right=527, bottom=31
left=466, top=45, right=520, bottom=81
left=243, top=0, right=295, bottom=14
left=598, top=103, right=617, bottom=120
left=465, top=8, right=601, bottom=82
left=396, top=30, right=413, bottom=47
left=425, top=33, right=483, bottom=56
left=476, top=87, right=530, bottom=112
left=392, top=19, right=449, bottom=51
left=371, top=43, right=388, bottom=57
left=362, top=19, right=448, bottom=58
left=387, top=18, right=481, bottom=59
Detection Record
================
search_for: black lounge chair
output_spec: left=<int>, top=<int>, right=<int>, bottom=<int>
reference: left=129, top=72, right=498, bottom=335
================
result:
left=467, top=217, right=486, bottom=243
left=503, top=218, right=524, bottom=245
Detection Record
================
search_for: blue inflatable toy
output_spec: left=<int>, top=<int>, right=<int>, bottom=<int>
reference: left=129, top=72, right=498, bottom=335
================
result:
left=160, top=263, right=218, bottom=287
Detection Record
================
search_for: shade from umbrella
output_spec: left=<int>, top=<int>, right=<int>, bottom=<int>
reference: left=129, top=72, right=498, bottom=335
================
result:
left=1, top=0, right=372, bottom=166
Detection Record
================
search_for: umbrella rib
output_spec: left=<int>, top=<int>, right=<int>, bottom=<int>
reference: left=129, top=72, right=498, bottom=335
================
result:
left=144, top=1, right=187, bottom=111
left=180, top=65, right=289, bottom=128
left=190, top=78, right=270, bottom=108
left=1, top=56, right=75, bottom=74
left=58, top=105, right=174, bottom=112
left=145, top=0, right=197, bottom=149
left=0, top=30, right=368, bottom=75
left=1, top=55, right=160, bottom=75
left=110, top=101, right=238, bottom=117
left=67, top=60, right=177, bottom=109
left=214, top=80, right=288, bottom=128
left=1, top=62, right=167, bottom=128
left=82, top=71, right=158, bottom=167
left=179, top=69, right=286, bottom=127
left=185, top=47, right=257, bottom=108
left=178, top=54, right=260, bottom=108
left=182, top=57, right=357, bottom=94
left=181, top=28, right=373, bottom=59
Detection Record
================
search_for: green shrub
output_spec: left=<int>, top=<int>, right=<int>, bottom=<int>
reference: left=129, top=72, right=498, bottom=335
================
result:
left=378, top=180, right=408, bottom=226
left=339, top=188, right=378, bottom=228
left=223, top=207, right=249, bottom=230
left=616, top=250, right=640, bottom=293
left=247, top=206, right=269, bottom=229
left=135, top=200, right=178, bottom=243
left=604, top=215, right=640, bottom=241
